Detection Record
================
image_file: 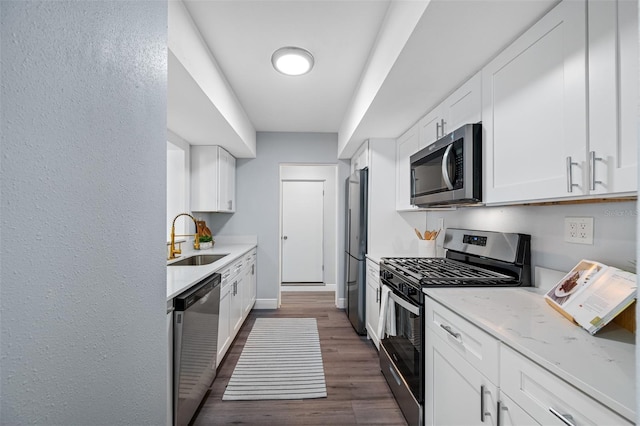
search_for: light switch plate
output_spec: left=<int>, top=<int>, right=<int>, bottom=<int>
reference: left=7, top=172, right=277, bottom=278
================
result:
left=564, top=217, right=594, bottom=245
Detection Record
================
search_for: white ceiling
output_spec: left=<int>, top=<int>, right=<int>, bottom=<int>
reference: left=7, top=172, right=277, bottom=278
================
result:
left=170, top=0, right=560, bottom=158
left=183, top=0, right=391, bottom=134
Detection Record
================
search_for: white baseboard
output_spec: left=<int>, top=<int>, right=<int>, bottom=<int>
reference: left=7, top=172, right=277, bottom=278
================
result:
left=336, top=297, right=345, bottom=309
left=254, top=298, right=278, bottom=309
left=281, top=283, right=336, bottom=292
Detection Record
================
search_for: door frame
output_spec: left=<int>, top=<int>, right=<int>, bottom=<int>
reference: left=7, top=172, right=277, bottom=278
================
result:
left=278, top=164, right=339, bottom=308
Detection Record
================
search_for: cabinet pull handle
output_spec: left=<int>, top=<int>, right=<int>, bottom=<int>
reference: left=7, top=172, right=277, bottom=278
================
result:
left=440, top=323, right=461, bottom=340
left=589, top=151, right=603, bottom=190
left=496, top=400, right=501, bottom=426
left=549, top=407, right=576, bottom=426
left=480, top=385, right=487, bottom=422
left=441, top=118, right=446, bottom=136
left=436, top=121, right=441, bottom=139
left=566, top=156, right=579, bottom=193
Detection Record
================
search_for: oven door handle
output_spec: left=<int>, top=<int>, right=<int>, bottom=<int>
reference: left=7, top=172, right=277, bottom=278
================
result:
left=387, top=289, right=420, bottom=316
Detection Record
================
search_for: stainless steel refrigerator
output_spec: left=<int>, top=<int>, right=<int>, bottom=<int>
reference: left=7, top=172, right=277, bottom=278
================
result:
left=344, top=168, right=368, bottom=335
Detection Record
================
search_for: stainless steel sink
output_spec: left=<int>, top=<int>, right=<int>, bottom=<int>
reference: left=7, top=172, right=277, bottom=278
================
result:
left=168, top=254, right=228, bottom=266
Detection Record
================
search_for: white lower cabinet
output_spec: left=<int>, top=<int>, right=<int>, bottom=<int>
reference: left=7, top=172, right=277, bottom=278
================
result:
left=500, top=345, right=632, bottom=426
left=425, top=299, right=499, bottom=426
left=425, top=297, right=633, bottom=426
left=216, top=278, right=231, bottom=368
left=497, top=392, right=540, bottom=426
left=365, top=258, right=380, bottom=349
left=216, top=250, right=257, bottom=368
left=426, top=327, right=498, bottom=426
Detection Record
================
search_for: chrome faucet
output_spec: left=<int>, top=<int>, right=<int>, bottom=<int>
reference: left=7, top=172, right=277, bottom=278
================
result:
left=169, top=213, right=200, bottom=259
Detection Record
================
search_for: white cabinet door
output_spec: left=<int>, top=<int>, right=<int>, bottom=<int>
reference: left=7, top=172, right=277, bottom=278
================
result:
left=230, top=274, right=243, bottom=335
left=191, top=146, right=236, bottom=212
left=217, top=147, right=236, bottom=212
left=395, top=124, right=420, bottom=211
left=425, top=327, right=498, bottom=426
left=500, top=345, right=633, bottom=426
left=498, top=392, right=540, bottom=426
left=191, top=146, right=220, bottom=212
left=418, top=107, right=444, bottom=150
left=365, top=259, right=380, bottom=349
left=241, top=252, right=256, bottom=318
left=587, top=0, right=637, bottom=195
left=443, top=71, right=482, bottom=133
left=351, top=140, right=369, bottom=173
left=483, top=0, right=588, bottom=204
left=217, top=283, right=230, bottom=368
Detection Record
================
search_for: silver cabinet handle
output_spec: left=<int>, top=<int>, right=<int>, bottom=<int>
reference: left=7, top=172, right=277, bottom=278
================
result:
left=496, top=401, right=502, bottom=426
left=441, top=144, right=455, bottom=190
left=480, top=385, right=491, bottom=422
left=440, top=323, right=461, bottom=340
left=228, top=200, right=232, bottom=210
left=566, top=156, right=579, bottom=193
left=589, top=151, right=603, bottom=190
left=441, top=118, right=446, bottom=136
left=436, top=121, right=442, bottom=139
left=549, top=407, right=576, bottom=426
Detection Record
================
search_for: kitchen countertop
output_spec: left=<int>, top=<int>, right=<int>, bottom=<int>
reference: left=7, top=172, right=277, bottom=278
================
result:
left=424, top=286, right=636, bottom=422
left=167, top=243, right=256, bottom=299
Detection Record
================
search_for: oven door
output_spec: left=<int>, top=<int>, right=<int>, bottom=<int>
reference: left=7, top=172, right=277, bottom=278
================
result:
left=379, top=285, right=423, bottom=426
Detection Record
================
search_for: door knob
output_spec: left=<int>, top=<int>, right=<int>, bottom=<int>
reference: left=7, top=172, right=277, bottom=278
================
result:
left=283, top=236, right=288, bottom=240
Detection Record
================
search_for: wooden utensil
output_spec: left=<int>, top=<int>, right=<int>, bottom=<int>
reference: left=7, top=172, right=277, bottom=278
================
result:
left=415, top=228, right=424, bottom=240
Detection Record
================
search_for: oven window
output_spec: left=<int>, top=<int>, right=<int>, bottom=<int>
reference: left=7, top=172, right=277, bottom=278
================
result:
left=412, top=139, right=463, bottom=197
left=381, top=293, right=422, bottom=400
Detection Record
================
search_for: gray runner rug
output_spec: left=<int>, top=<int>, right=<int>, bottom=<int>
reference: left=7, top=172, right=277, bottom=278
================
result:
left=222, top=317, right=327, bottom=401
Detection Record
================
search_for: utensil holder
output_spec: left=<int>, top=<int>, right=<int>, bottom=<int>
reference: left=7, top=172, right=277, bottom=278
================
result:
left=418, top=240, right=436, bottom=257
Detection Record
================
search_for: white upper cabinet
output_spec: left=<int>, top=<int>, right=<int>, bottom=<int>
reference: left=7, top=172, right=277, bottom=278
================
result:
left=442, top=71, right=482, bottom=136
left=350, top=140, right=369, bottom=173
left=418, top=106, right=444, bottom=151
left=587, top=0, right=637, bottom=195
left=483, top=0, right=588, bottom=204
left=418, top=72, right=482, bottom=151
left=395, top=123, right=420, bottom=211
left=191, top=145, right=236, bottom=213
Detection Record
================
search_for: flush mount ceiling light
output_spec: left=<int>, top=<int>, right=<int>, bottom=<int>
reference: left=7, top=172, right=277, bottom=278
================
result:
left=271, top=46, right=315, bottom=76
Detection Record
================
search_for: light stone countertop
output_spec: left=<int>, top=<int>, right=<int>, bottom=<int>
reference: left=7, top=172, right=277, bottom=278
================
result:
left=166, top=243, right=256, bottom=300
left=423, top=286, right=636, bottom=422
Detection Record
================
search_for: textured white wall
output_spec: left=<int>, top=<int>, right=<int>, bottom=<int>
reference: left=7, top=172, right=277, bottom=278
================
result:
left=1, top=2, right=168, bottom=424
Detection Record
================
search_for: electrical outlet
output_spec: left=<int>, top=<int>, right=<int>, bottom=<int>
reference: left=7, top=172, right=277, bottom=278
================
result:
left=564, top=217, right=594, bottom=244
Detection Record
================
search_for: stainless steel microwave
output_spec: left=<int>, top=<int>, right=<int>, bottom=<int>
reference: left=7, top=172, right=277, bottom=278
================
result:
left=410, top=123, right=482, bottom=207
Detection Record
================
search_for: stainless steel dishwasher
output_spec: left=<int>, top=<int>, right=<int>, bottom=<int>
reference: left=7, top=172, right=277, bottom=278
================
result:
left=173, top=272, right=221, bottom=426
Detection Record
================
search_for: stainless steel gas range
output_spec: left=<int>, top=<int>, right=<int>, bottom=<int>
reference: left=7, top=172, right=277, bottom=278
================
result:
left=378, top=228, right=532, bottom=426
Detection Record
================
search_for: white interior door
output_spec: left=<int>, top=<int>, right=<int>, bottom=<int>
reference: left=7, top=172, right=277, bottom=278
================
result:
left=281, top=181, right=324, bottom=282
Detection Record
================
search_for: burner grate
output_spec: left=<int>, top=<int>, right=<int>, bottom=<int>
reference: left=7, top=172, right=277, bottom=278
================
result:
left=383, top=257, right=516, bottom=286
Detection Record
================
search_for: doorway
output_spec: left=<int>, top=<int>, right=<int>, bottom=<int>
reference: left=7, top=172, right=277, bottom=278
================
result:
left=278, top=164, right=339, bottom=308
left=281, top=180, right=324, bottom=283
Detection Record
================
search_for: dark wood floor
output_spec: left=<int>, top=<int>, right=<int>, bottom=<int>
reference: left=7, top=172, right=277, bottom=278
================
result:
left=193, top=292, right=407, bottom=425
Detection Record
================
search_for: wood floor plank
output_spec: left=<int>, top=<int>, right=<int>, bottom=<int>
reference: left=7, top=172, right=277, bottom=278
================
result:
left=191, top=292, right=407, bottom=426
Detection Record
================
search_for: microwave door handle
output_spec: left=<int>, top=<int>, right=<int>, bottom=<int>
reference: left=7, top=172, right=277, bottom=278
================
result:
left=441, top=144, right=455, bottom=190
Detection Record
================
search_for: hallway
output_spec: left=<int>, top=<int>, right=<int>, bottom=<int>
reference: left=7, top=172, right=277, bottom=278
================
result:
left=193, top=292, right=407, bottom=425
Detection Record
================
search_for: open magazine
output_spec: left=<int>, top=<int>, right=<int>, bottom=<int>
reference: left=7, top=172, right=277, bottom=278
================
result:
left=545, top=260, right=637, bottom=335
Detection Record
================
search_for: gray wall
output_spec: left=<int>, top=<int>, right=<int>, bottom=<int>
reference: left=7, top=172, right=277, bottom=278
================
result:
left=1, top=2, right=168, bottom=424
left=208, top=132, right=350, bottom=303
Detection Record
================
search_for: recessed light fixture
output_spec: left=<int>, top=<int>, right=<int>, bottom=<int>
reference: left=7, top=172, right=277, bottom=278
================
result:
left=271, top=46, right=314, bottom=76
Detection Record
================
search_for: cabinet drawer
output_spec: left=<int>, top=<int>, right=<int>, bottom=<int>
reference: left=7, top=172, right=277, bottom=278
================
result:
left=425, top=299, right=499, bottom=383
left=500, top=345, right=632, bottom=425
left=366, top=259, right=379, bottom=284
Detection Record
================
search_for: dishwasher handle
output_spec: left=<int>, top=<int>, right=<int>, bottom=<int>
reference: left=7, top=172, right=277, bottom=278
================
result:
left=174, top=273, right=221, bottom=311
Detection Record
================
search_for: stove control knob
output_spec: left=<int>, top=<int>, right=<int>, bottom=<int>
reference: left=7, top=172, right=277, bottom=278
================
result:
left=381, top=271, right=393, bottom=280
